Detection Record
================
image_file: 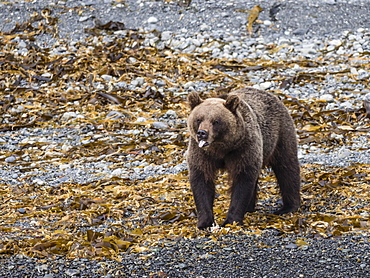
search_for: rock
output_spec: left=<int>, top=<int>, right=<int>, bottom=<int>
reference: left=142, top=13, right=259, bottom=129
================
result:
left=285, top=243, right=298, bottom=249
left=329, top=39, right=342, bottom=46
left=111, top=168, right=124, bottom=177
left=338, top=147, right=351, bottom=158
left=17, top=208, right=26, bottom=214
left=164, top=110, right=177, bottom=119
left=161, top=31, right=172, bottom=41
left=339, top=101, right=353, bottom=109
left=176, top=263, right=188, bottom=269
left=5, top=156, right=16, bottom=163
left=135, top=117, right=147, bottom=123
left=183, top=81, right=195, bottom=89
left=106, top=111, right=123, bottom=119
left=33, top=178, right=45, bottom=185
left=147, top=17, right=158, bottom=24
left=18, top=40, right=27, bottom=48
left=131, top=77, right=145, bottom=87
left=61, top=112, right=78, bottom=120
left=101, top=74, right=113, bottom=81
left=152, top=122, right=168, bottom=129
left=298, top=44, right=317, bottom=55
left=350, top=68, right=358, bottom=75
left=319, top=94, right=334, bottom=102
left=200, top=24, right=210, bottom=31
left=155, top=79, right=166, bottom=87
left=292, top=28, right=308, bottom=36
left=327, top=45, right=336, bottom=51
left=259, top=81, right=273, bottom=90
left=59, top=176, right=69, bottom=182
left=65, top=269, right=80, bottom=276
left=78, top=16, right=90, bottom=22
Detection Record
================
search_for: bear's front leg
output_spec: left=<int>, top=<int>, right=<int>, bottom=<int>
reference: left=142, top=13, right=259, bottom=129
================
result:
left=189, top=168, right=216, bottom=229
left=222, top=170, right=259, bottom=227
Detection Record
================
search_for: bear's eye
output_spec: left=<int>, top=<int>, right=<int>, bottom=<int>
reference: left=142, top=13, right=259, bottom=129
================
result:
left=196, top=119, right=201, bottom=125
left=213, top=120, right=220, bottom=125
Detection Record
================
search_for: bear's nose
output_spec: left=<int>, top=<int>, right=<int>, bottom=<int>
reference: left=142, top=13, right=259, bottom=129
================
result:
left=197, top=129, right=208, bottom=140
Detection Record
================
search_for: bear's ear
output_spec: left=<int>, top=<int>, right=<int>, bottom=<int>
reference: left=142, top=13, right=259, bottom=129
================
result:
left=188, top=92, right=202, bottom=110
left=224, top=94, right=240, bottom=113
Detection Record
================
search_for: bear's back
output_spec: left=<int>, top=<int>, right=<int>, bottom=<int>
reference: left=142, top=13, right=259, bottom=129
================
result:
left=230, top=87, right=296, bottom=165
left=230, top=88, right=286, bottom=116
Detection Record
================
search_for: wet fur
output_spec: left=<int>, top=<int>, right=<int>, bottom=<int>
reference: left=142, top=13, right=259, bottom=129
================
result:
left=187, top=87, right=301, bottom=229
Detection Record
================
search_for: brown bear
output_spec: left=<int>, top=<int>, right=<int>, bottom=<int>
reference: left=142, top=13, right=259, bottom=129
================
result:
left=187, top=87, right=301, bottom=229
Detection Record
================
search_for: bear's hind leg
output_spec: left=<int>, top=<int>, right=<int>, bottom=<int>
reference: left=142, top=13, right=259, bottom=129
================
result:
left=270, top=146, right=301, bottom=215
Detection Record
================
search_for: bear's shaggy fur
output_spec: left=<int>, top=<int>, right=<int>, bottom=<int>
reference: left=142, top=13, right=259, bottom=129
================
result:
left=187, top=87, right=301, bottom=229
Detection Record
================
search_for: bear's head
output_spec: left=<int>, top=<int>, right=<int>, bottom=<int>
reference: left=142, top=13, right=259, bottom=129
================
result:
left=187, top=92, right=242, bottom=150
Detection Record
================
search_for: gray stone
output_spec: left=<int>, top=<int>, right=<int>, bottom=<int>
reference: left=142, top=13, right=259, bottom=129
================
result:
left=5, top=156, right=16, bottom=163
left=152, top=122, right=168, bottom=129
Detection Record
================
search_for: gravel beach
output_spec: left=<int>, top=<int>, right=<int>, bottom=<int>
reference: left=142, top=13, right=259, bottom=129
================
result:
left=1, top=0, right=369, bottom=277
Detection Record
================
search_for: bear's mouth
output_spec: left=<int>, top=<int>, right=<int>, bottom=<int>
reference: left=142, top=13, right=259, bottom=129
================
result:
left=198, top=140, right=210, bottom=148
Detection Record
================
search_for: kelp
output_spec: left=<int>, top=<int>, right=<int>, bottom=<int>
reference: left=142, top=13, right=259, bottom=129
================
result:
left=0, top=10, right=369, bottom=260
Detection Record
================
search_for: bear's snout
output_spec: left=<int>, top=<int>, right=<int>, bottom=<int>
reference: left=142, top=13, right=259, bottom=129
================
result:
left=197, top=129, right=210, bottom=148
left=197, top=129, right=208, bottom=140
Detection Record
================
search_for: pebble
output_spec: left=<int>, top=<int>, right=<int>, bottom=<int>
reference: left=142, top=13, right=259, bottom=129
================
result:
left=183, top=81, right=195, bottom=89
left=147, top=17, right=158, bottom=24
left=259, top=81, right=273, bottom=90
left=111, top=168, right=125, bottom=177
left=152, top=122, right=168, bottom=129
left=65, top=269, right=80, bottom=276
left=101, top=74, right=113, bottom=81
left=320, top=94, right=334, bottom=102
left=106, top=111, right=123, bottom=119
left=329, top=39, right=342, bottom=46
left=161, top=31, right=172, bottom=41
left=285, top=243, right=298, bottom=249
left=131, top=77, right=145, bottom=87
left=17, top=208, right=26, bottom=214
left=135, top=117, right=147, bottom=123
left=5, top=156, right=16, bottom=163
left=163, top=110, right=177, bottom=119
left=78, top=16, right=90, bottom=22
left=61, top=112, right=78, bottom=120
left=339, top=101, right=353, bottom=109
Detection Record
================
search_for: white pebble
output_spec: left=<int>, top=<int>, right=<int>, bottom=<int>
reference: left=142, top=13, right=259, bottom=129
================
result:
left=339, top=101, right=353, bottom=109
left=319, top=94, right=334, bottom=102
left=33, top=178, right=45, bottom=185
left=161, top=31, right=172, bottom=41
left=135, top=117, right=146, bottom=123
left=61, top=112, right=77, bottom=120
left=259, top=81, right=273, bottom=90
left=101, top=74, right=113, bottom=81
left=78, top=16, right=90, bottom=22
left=329, top=39, right=342, bottom=46
left=183, top=81, right=195, bottom=89
left=111, top=168, right=124, bottom=177
left=338, top=147, right=351, bottom=158
left=147, top=17, right=158, bottom=24
left=152, top=122, right=168, bottom=129
left=350, top=68, right=358, bottom=75
left=5, top=156, right=16, bottom=163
